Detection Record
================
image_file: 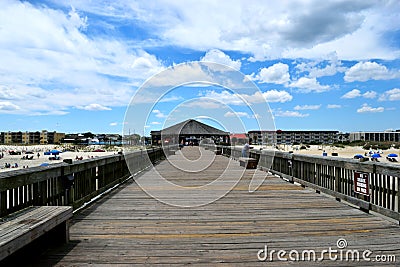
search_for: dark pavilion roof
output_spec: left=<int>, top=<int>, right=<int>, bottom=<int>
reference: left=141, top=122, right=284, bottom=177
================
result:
left=153, top=119, right=229, bottom=136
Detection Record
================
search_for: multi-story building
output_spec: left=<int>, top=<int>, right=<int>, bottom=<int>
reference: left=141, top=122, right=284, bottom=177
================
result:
left=0, top=130, right=65, bottom=145
left=29, top=131, right=41, bottom=144
left=248, top=130, right=339, bottom=145
left=46, top=131, right=65, bottom=144
left=22, top=132, right=30, bottom=144
left=349, top=131, right=400, bottom=142
left=248, top=131, right=276, bottom=145
left=4, top=132, right=12, bottom=144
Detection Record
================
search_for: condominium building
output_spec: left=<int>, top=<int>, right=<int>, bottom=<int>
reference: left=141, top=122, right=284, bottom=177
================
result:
left=0, top=130, right=65, bottom=145
left=349, top=131, right=400, bottom=142
left=248, top=131, right=276, bottom=145
left=248, top=130, right=339, bottom=145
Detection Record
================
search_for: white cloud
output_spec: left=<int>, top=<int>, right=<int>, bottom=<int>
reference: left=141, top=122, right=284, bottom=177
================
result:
left=78, top=104, right=111, bottom=111
left=379, top=88, right=400, bottom=101
left=344, top=62, right=400, bottom=82
left=289, top=77, right=330, bottom=93
left=200, top=91, right=243, bottom=105
left=294, top=54, right=346, bottom=78
left=341, top=89, right=377, bottom=99
left=341, top=89, right=361, bottom=99
left=250, top=63, right=290, bottom=84
left=152, top=109, right=167, bottom=118
left=200, top=49, right=241, bottom=70
left=151, top=121, right=161, bottom=125
left=327, top=104, right=341, bottom=109
left=357, top=104, right=384, bottom=113
left=224, top=111, right=249, bottom=118
left=183, top=101, right=223, bottom=109
left=46, top=1, right=400, bottom=60
left=363, top=91, right=377, bottom=99
left=294, top=105, right=321, bottom=110
left=0, top=101, right=20, bottom=111
left=200, top=89, right=292, bottom=105
left=274, top=110, right=309, bottom=117
left=0, top=1, right=164, bottom=115
left=262, top=90, right=293, bottom=103
left=109, top=122, right=118, bottom=126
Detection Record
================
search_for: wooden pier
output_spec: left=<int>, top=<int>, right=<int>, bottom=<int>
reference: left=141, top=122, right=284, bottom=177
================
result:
left=15, top=146, right=399, bottom=266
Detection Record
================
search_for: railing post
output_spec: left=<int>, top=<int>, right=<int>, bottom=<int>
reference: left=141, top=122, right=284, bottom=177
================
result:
left=334, top=167, right=341, bottom=202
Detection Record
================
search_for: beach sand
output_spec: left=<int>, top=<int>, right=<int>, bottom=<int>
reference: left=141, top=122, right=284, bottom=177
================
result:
left=0, top=145, right=118, bottom=173
left=1, top=144, right=398, bottom=173
left=242, top=144, right=400, bottom=164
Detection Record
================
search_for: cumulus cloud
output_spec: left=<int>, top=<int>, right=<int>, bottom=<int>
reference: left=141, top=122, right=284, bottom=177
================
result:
left=152, top=109, right=167, bottom=118
left=46, top=1, right=400, bottom=60
left=224, top=111, right=249, bottom=118
left=289, top=77, right=330, bottom=93
left=249, top=63, right=290, bottom=84
left=357, top=104, right=384, bottom=113
left=327, top=104, right=341, bottom=109
left=262, top=90, right=293, bottom=103
left=294, top=105, right=321, bottom=110
left=363, top=91, right=377, bottom=99
left=342, top=89, right=362, bottom=98
left=344, top=61, right=400, bottom=82
left=200, top=90, right=292, bottom=105
left=200, top=49, right=241, bottom=70
left=342, top=89, right=377, bottom=99
left=379, top=88, right=400, bottom=101
left=0, top=1, right=164, bottom=115
left=183, top=101, right=223, bottom=109
left=274, top=110, right=309, bottom=117
left=78, top=104, right=112, bottom=111
left=294, top=54, right=346, bottom=78
left=0, top=101, right=20, bottom=111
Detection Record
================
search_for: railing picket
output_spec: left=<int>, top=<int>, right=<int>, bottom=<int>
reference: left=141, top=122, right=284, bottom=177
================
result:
left=208, top=145, right=400, bottom=222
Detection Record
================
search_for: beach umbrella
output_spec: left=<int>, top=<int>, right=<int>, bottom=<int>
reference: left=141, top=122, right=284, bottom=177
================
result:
left=371, top=153, right=381, bottom=158
left=50, top=149, right=61, bottom=155
left=388, top=153, right=398, bottom=157
left=354, top=154, right=364, bottom=159
left=40, top=163, right=50, bottom=167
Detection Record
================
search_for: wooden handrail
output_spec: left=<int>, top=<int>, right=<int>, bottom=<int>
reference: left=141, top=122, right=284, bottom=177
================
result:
left=0, top=148, right=166, bottom=217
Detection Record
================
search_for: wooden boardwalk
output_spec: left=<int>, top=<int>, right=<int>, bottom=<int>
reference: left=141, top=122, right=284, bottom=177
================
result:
left=22, top=147, right=400, bottom=265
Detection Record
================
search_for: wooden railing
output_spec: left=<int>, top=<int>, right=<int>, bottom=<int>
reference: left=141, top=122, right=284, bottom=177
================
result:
left=208, top=145, right=400, bottom=223
left=0, top=148, right=165, bottom=217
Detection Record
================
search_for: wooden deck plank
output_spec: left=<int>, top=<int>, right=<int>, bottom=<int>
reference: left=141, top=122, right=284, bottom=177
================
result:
left=24, top=147, right=399, bottom=266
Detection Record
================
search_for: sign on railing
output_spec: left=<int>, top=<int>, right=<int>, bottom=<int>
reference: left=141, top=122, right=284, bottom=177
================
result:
left=354, top=172, right=369, bottom=196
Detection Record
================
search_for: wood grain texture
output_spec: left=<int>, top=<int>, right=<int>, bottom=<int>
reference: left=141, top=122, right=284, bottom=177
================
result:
left=28, top=147, right=400, bottom=266
left=0, top=206, right=72, bottom=261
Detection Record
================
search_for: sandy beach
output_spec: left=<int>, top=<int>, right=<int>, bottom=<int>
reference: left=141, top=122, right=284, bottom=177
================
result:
left=240, top=144, right=400, bottom=164
left=1, top=144, right=399, bottom=173
left=0, top=145, right=119, bottom=173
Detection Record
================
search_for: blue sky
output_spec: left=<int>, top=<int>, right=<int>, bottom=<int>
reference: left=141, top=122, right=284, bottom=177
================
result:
left=0, top=0, right=399, bottom=135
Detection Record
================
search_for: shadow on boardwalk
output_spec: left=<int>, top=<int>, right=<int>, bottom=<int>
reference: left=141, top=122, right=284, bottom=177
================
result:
left=21, top=147, right=400, bottom=266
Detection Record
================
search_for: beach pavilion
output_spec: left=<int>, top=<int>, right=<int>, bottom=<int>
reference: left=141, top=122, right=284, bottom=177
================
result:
left=150, top=119, right=230, bottom=146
